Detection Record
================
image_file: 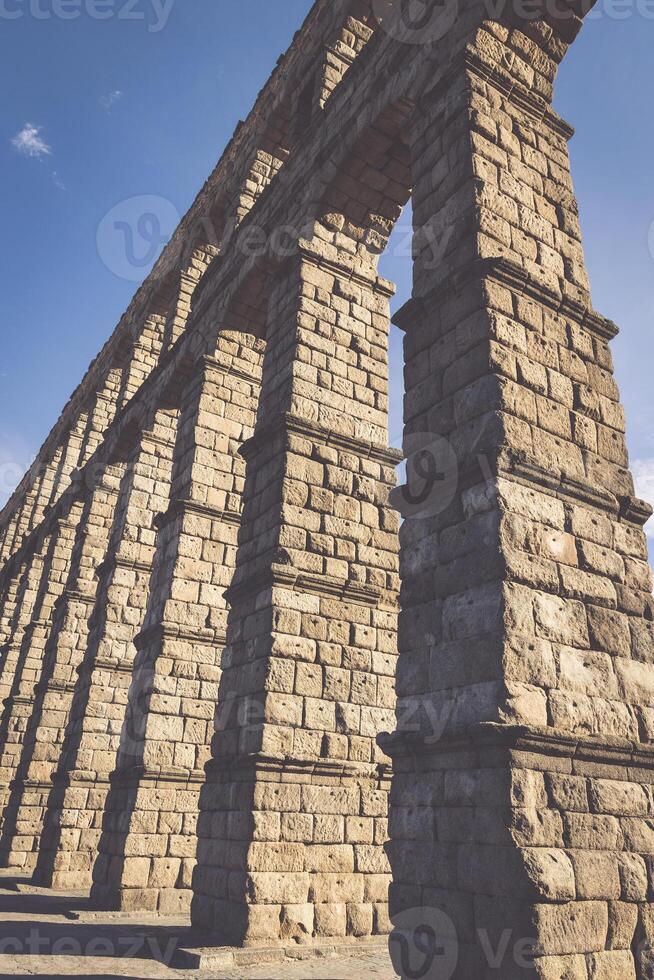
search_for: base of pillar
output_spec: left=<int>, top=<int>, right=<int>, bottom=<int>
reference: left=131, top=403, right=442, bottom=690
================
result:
left=174, top=936, right=388, bottom=971
left=90, top=882, right=192, bottom=915
left=33, top=866, right=94, bottom=891
left=0, top=850, right=37, bottom=872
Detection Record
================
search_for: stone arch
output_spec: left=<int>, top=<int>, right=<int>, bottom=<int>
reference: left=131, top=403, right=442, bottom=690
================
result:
left=315, top=97, right=414, bottom=264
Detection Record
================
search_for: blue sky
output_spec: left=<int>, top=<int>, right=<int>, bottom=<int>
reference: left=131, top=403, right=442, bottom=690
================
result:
left=1, top=2, right=653, bottom=548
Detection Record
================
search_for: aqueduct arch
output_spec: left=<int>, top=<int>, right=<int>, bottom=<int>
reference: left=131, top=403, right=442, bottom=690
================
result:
left=1, top=1, right=653, bottom=975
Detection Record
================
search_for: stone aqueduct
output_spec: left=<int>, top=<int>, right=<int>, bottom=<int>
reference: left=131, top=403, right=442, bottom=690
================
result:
left=1, top=0, right=654, bottom=974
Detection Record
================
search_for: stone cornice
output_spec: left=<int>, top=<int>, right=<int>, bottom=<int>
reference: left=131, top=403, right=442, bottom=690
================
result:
left=77, top=655, right=135, bottom=676
left=620, top=494, right=654, bottom=528
left=224, top=562, right=386, bottom=610
left=240, top=412, right=402, bottom=467
left=201, top=353, right=262, bottom=387
left=296, top=241, right=396, bottom=298
left=155, top=498, right=241, bottom=531
left=2, top=694, right=33, bottom=708
left=50, top=769, right=111, bottom=788
left=55, top=588, right=97, bottom=608
left=393, top=256, right=619, bottom=342
left=34, top=678, right=77, bottom=696
left=134, top=621, right=226, bottom=651
left=379, top=722, right=654, bottom=781
left=140, top=429, right=176, bottom=451
left=95, top=554, right=153, bottom=579
left=204, top=752, right=390, bottom=786
left=109, top=764, right=206, bottom=786
left=501, top=451, right=621, bottom=517
left=25, top=618, right=51, bottom=632
left=391, top=449, right=623, bottom=522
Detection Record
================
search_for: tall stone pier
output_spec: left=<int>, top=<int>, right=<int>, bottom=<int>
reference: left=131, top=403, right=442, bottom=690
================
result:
left=0, top=0, right=652, bottom=974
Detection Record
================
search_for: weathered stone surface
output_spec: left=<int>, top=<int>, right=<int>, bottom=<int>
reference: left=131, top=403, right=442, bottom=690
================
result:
left=0, top=0, right=651, bottom=971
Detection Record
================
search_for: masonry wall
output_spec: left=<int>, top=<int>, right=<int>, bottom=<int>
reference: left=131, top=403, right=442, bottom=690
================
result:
left=1, top=0, right=653, bottom=970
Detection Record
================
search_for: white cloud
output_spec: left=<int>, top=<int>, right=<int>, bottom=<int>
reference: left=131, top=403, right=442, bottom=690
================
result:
left=52, top=171, right=66, bottom=191
left=11, top=122, right=52, bottom=159
left=633, top=458, right=654, bottom=539
left=99, top=90, right=124, bottom=112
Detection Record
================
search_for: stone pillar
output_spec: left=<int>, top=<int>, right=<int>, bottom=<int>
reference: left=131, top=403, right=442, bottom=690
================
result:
left=50, top=412, right=90, bottom=508
left=91, top=335, right=264, bottom=914
left=12, top=452, right=63, bottom=548
left=191, top=245, right=400, bottom=947
left=0, top=508, right=84, bottom=856
left=382, top=23, right=654, bottom=980
left=2, top=495, right=36, bottom=565
left=0, top=553, right=49, bottom=719
left=34, top=410, right=178, bottom=890
left=0, top=528, right=13, bottom=567
left=78, top=367, right=124, bottom=467
left=0, top=562, right=27, bottom=656
left=119, top=313, right=168, bottom=408
left=0, top=465, right=123, bottom=872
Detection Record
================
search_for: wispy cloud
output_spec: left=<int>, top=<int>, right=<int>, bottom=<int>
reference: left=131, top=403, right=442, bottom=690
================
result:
left=633, top=458, right=654, bottom=539
left=99, top=89, right=124, bottom=112
left=11, top=122, right=52, bottom=159
left=52, top=171, right=66, bottom=191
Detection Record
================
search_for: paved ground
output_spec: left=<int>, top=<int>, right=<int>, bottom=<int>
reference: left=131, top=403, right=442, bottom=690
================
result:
left=0, top=872, right=397, bottom=978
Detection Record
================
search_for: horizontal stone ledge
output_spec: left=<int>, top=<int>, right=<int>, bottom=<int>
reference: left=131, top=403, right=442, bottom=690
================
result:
left=379, top=722, right=654, bottom=778
left=393, top=256, right=618, bottom=342
left=76, top=655, right=135, bottom=676
left=134, top=621, right=227, bottom=651
left=139, top=428, right=176, bottom=451
left=620, top=494, right=654, bottom=528
left=391, top=448, right=622, bottom=521
left=95, top=555, right=153, bottom=579
left=201, top=353, right=262, bottom=387
left=50, top=769, right=111, bottom=788
left=108, top=764, right=206, bottom=787
left=10, top=778, right=55, bottom=792
left=239, top=412, right=402, bottom=467
left=55, top=588, right=97, bottom=607
left=296, top=240, right=396, bottom=299
left=203, top=751, right=390, bottom=786
left=34, top=679, right=77, bottom=696
left=154, top=497, right=241, bottom=530
left=174, top=938, right=388, bottom=972
left=1, top=619, right=51, bottom=648
left=224, top=562, right=385, bottom=609
left=2, top=693, right=34, bottom=708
